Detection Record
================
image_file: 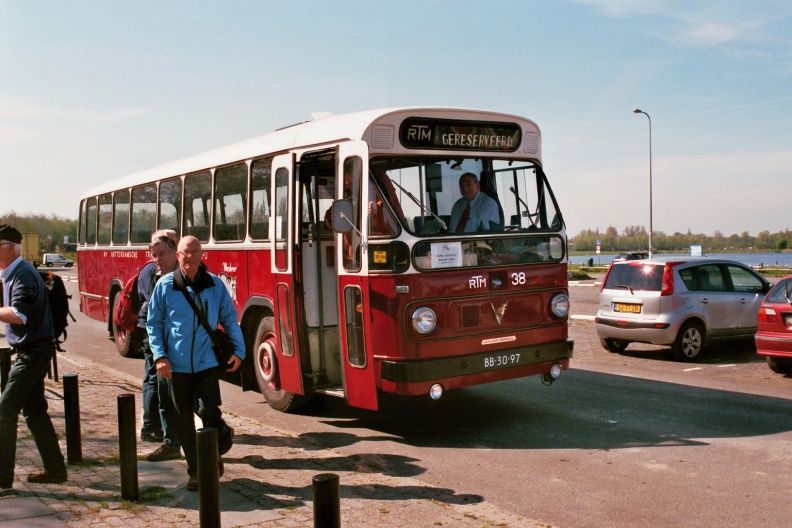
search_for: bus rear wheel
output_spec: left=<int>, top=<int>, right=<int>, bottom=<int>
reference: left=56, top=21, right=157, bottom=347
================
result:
left=111, top=294, right=139, bottom=358
left=254, top=316, right=303, bottom=412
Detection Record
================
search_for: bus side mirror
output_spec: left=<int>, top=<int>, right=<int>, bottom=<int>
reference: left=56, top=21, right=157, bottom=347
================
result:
left=331, top=199, right=355, bottom=233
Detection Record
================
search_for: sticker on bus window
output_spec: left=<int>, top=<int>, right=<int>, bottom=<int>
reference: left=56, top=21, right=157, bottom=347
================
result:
left=431, top=242, right=462, bottom=268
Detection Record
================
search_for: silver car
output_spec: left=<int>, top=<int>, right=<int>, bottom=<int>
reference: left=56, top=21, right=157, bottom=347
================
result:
left=595, top=258, right=771, bottom=361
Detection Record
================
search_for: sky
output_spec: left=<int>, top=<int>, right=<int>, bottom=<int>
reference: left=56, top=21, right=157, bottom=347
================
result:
left=2, top=0, right=791, bottom=237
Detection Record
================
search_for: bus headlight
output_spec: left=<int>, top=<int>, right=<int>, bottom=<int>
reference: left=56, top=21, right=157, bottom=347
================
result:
left=550, top=293, right=570, bottom=318
left=411, top=306, right=437, bottom=334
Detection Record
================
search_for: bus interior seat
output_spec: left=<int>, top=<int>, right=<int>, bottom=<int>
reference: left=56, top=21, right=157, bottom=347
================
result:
left=186, top=225, right=210, bottom=241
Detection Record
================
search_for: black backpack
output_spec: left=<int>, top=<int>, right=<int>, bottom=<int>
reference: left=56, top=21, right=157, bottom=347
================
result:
left=40, top=271, right=75, bottom=351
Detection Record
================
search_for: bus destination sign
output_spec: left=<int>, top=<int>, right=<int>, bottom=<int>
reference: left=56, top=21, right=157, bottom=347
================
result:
left=399, top=118, right=522, bottom=152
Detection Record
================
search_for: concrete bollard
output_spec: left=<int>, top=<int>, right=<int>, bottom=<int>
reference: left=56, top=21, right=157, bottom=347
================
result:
left=63, top=374, right=82, bottom=463
left=197, top=427, right=221, bottom=528
left=117, top=393, right=138, bottom=501
left=312, top=473, right=341, bottom=528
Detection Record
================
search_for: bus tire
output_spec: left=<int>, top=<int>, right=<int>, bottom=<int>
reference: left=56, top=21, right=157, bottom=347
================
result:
left=112, top=294, right=139, bottom=358
left=254, top=316, right=304, bottom=412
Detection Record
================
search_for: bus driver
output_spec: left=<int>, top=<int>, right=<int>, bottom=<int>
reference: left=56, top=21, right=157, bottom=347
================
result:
left=449, top=172, right=500, bottom=233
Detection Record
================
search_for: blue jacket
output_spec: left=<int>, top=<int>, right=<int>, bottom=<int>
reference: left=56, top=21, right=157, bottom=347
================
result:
left=146, top=265, right=246, bottom=373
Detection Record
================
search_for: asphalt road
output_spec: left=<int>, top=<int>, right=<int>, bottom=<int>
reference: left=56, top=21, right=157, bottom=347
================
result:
left=57, top=268, right=792, bottom=527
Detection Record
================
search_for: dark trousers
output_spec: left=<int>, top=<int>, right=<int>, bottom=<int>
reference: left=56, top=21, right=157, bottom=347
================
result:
left=140, top=331, right=162, bottom=435
left=140, top=332, right=181, bottom=447
left=167, top=368, right=224, bottom=477
left=0, top=344, right=66, bottom=486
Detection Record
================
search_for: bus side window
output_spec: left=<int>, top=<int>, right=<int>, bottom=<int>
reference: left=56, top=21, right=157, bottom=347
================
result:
left=184, top=171, right=211, bottom=242
left=250, top=158, right=272, bottom=240
left=214, top=163, right=248, bottom=242
left=158, top=177, right=182, bottom=236
left=112, top=190, right=130, bottom=245
left=85, top=197, right=97, bottom=245
left=97, top=193, right=113, bottom=245
left=130, top=184, right=156, bottom=244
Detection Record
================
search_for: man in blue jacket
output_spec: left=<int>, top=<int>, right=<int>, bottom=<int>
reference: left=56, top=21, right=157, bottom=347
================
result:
left=147, top=235, right=245, bottom=491
left=0, top=224, right=67, bottom=489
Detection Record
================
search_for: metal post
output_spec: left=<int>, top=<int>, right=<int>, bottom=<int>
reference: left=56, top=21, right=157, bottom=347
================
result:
left=197, top=427, right=221, bottom=528
left=63, top=374, right=82, bottom=464
left=117, top=393, right=138, bottom=501
left=632, top=108, right=653, bottom=258
left=312, top=473, right=341, bottom=528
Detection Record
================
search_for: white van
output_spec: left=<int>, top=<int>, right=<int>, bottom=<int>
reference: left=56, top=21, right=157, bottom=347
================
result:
left=42, top=253, right=74, bottom=267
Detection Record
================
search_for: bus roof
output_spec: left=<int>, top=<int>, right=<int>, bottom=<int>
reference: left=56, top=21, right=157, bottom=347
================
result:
left=81, top=106, right=540, bottom=199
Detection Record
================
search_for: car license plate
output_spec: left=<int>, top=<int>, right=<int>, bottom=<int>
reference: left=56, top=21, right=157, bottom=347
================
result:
left=483, top=352, right=523, bottom=369
left=785, top=314, right=792, bottom=327
left=614, top=303, right=641, bottom=314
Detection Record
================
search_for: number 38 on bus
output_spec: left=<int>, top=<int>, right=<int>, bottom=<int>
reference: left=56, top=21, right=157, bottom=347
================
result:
left=77, top=107, right=573, bottom=412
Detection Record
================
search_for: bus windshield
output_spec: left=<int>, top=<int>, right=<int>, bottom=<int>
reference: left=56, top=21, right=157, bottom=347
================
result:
left=370, top=157, right=563, bottom=236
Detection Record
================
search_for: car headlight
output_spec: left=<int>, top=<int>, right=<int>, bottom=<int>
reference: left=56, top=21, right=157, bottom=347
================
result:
left=411, top=306, right=437, bottom=334
left=550, top=293, right=570, bottom=318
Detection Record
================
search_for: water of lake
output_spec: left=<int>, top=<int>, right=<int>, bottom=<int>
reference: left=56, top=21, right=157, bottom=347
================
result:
left=569, top=252, right=792, bottom=268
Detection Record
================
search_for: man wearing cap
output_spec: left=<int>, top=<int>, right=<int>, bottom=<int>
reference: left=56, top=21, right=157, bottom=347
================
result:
left=0, top=224, right=67, bottom=489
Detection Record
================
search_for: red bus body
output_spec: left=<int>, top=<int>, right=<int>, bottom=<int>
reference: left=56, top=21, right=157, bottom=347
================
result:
left=77, top=107, right=573, bottom=412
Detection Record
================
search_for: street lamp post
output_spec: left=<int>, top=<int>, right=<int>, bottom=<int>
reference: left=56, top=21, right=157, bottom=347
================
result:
left=632, top=108, right=653, bottom=258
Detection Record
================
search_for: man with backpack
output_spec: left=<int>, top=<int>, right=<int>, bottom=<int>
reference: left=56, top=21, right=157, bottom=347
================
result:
left=0, top=224, right=67, bottom=489
left=136, top=230, right=182, bottom=461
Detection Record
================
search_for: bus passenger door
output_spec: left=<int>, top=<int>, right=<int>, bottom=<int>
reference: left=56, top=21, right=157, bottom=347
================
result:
left=336, top=143, right=378, bottom=410
left=270, top=153, right=304, bottom=395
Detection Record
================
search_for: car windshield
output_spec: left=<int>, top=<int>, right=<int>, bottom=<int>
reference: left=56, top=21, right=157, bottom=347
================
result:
left=604, top=263, right=664, bottom=291
left=369, top=157, right=563, bottom=236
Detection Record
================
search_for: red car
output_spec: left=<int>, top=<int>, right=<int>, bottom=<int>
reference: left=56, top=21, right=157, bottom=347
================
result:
left=756, top=274, right=792, bottom=374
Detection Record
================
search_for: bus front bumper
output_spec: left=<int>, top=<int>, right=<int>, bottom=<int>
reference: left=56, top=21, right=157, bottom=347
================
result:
left=379, top=339, right=573, bottom=396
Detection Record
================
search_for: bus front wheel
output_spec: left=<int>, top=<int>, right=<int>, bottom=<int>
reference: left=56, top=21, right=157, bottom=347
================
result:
left=111, top=294, right=139, bottom=358
left=254, top=316, right=303, bottom=412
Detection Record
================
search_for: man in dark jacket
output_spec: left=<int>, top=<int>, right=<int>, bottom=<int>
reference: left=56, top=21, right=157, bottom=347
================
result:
left=0, top=224, right=67, bottom=489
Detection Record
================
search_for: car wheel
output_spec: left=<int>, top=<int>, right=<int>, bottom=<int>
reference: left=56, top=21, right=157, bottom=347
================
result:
left=600, top=338, right=629, bottom=353
left=671, top=321, right=704, bottom=361
left=767, top=356, right=792, bottom=374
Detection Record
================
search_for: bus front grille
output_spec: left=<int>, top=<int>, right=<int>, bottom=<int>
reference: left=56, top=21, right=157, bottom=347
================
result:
left=460, top=303, right=481, bottom=329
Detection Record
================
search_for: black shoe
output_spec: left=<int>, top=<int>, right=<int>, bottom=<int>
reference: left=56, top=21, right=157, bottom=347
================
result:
left=186, top=475, right=199, bottom=491
left=141, top=430, right=164, bottom=443
left=27, top=471, right=67, bottom=484
left=0, top=481, right=12, bottom=490
left=147, top=443, right=182, bottom=462
left=218, top=426, right=234, bottom=455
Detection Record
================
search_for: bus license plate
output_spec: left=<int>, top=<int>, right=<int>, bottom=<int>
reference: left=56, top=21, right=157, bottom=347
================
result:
left=614, top=303, right=641, bottom=314
left=483, top=352, right=522, bottom=369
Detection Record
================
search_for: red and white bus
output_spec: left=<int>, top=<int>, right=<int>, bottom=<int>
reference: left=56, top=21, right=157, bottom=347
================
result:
left=77, top=107, right=573, bottom=412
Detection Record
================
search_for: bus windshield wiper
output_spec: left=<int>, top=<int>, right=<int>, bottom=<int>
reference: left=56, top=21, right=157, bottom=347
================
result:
left=386, top=176, right=448, bottom=231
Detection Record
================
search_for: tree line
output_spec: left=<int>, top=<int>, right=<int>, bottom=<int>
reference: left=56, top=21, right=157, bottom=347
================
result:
left=0, top=211, right=78, bottom=254
left=570, top=226, right=791, bottom=253
left=2, top=210, right=789, bottom=255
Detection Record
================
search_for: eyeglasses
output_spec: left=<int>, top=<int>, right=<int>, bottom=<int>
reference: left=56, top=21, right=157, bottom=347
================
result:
left=0, top=242, right=16, bottom=247
left=178, top=250, right=203, bottom=257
